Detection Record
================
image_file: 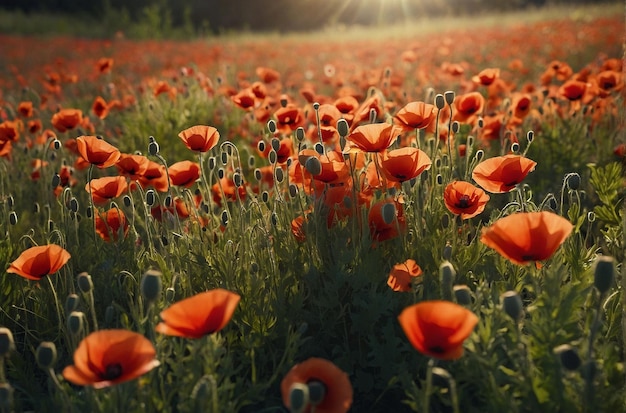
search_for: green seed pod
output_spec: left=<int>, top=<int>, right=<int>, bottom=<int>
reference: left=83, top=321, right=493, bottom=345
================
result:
left=67, top=311, right=85, bottom=336
left=64, top=293, right=80, bottom=314
left=337, top=118, right=349, bottom=138
left=267, top=120, right=277, bottom=134
left=77, top=272, right=93, bottom=294
left=381, top=203, right=396, bottom=225
left=501, top=290, right=523, bottom=322
left=593, top=255, right=614, bottom=294
left=36, top=341, right=57, bottom=370
left=444, top=90, right=455, bottom=105
left=304, top=156, right=322, bottom=176
left=553, top=344, right=581, bottom=371
left=295, top=126, right=305, bottom=142
left=148, top=140, right=160, bottom=156
left=435, top=94, right=445, bottom=110
left=289, top=383, right=309, bottom=413
left=566, top=173, right=581, bottom=190
left=308, top=380, right=326, bottom=407
left=454, top=285, right=472, bottom=306
left=141, top=270, right=163, bottom=304
left=8, top=211, right=17, bottom=226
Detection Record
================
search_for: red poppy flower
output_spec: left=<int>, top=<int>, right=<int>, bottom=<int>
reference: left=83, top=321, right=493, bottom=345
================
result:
left=380, top=147, right=432, bottom=183
left=558, top=80, right=587, bottom=101
left=387, top=259, right=423, bottom=292
left=480, top=211, right=573, bottom=265
left=211, top=175, right=247, bottom=206
left=155, top=289, right=240, bottom=338
left=0, top=121, right=19, bottom=142
left=231, top=88, right=257, bottom=110
left=17, top=101, right=33, bottom=118
left=178, top=125, right=220, bottom=153
left=443, top=181, right=490, bottom=219
left=76, top=135, right=121, bottom=169
left=281, top=358, right=353, bottom=413
left=168, top=160, right=201, bottom=187
left=91, top=96, right=109, bottom=120
left=151, top=197, right=190, bottom=221
left=345, top=123, right=400, bottom=153
left=51, top=108, right=83, bottom=133
left=471, top=154, right=537, bottom=193
left=274, top=105, right=305, bottom=134
left=453, top=92, right=485, bottom=124
left=138, top=160, right=169, bottom=192
left=116, top=153, right=150, bottom=181
left=472, top=68, right=500, bottom=86
left=62, top=329, right=159, bottom=389
left=398, top=300, right=478, bottom=360
left=256, top=66, right=280, bottom=83
left=95, top=208, right=129, bottom=242
left=85, top=176, right=128, bottom=205
left=97, top=57, right=114, bottom=74
left=7, top=244, right=71, bottom=280
left=394, top=101, right=437, bottom=131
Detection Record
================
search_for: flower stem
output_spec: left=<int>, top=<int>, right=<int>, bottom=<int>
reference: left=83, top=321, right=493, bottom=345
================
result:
left=423, top=358, right=434, bottom=413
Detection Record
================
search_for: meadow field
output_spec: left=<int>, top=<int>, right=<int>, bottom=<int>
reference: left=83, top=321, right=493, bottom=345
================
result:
left=0, top=3, right=624, bottom=412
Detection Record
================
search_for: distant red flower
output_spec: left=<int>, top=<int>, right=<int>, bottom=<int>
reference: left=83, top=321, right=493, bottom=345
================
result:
left=91, top=96, right=109, bottom=119
left=156, top=289, right=240, bottom=338
left=559, top=80, right=587, bottom=101
left=62, top=329, right=159, bottom=389
left=168, top=160, right=201, bottom=187
left=387, top=259, right=422, bottom=292
left=51, top=108, right=83, bottom=133
left=274, top=104, right=304, bottom=133
left=472, top=68, right=500, bottom=86
left=86, top=176, right=128, bottom=205
left=76, top=135, right=121, bottom=169
left=453, top=92, right=485, bottom=125
left=480, top=211, right=573, bottom=266
left=97, top=57, right=114, bottom=74
left=472, top=154, right=536, bottom=193
left=256, top=66, right=280, bottom=83
left=0, top=121, right=19, bottom=142
left=398, top=300, right=478, bottom=360
left=281, top=358, right=353, bottom=413
left=443, top=181, right=490, bottom=219
left=95, top=208, right=129, bottom=242
left=178, top=125, right=220, bottom=153
left=17, top=101, right=33, bottom=118
left=345, top=123, right=400, bottom=153
left=7, top=244, right=71, bottom=281
left=231, top=88, right=257, bottom=110
left=380, top=147, right=432, bottom=183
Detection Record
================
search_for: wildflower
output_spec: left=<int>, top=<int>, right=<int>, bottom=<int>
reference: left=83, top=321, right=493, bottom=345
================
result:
left=17, top=101, right=33, bottom=118
left=472, top=68, right=500, bottom=86
left=95, top=208, right=129, bottom=242
left=75, top=135, right=121, bottom=168
left=91, top=96, right=109, bottom=120
left=96, top=57, right=114, bottom=74
left=0, top=121, right=19, bottom=142
left=398, top=300, right=478, bottom=360
left=281, top=358, right=353, bottom=413
left=471, top=154, right=536, bottom=193
left=387, top=259, right=422, bottom=292
left=6, top=244, right=71, bottom=280
left=168, top=160, right=201, bottom=188
left=480, top=211, right=573, bottom=266
left=178, top=125, right=220, bottom=153
left=155, top=289, right=240, bottom=339
left=86, top=176, right=128, bottom=205
left=51, top=108, right=83, bottom=133
left=380, top=147, right=432, bottom=183
left=62, top=330, right=159, bottom=388
left=443, top=181, right=490, bottom=219
left=345, top=123, right=400, bottom=153
left=116, top=153, right=150, bottom=181
left=256, top=66, right=280, bottom=83
left=453, top=92, right=484, bottom=125
left=393, top=101, right=437, bottom=131
left=138, top=160, right=169, bottom=192
left=558, top=80, right=587, bottom=101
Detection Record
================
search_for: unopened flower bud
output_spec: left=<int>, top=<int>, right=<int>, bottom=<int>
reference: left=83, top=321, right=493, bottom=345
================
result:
left=501, top=290, right=523, bottom=322
left=275, top=168, right=284, bottom=183
left=554, top=344, right=581, bottom=371
left=304, top=156, right=322, bottom=176
left=67, top=311, right=85, bottom=335
left=593, top=255, right=614, bottom=294
left=0, top=328, right=15, bottom=357
left=451, top=121, right=460, bottom=134
left=337, top=118, right=349, bottom=138
left=123, top=195, right=132, bottom=208
left=435, top=94, right=445, bottom=110
left=268, top=150, right=277, bottom=164
left=289, top=383, right=309, bottom=413
left=220, top=151, right=228, bottom=165
left=439, top=261, right=456, bottom=299
left=141, top=270, right=163, bottom=304
left=381, top=203, right=396, bottom=225
left=77, top=272, right=93, bottom=294
left=221, top=210, right=229, bottom=227
left=566, top=173, right=581, bottom=190
left=308, top=380, right=326, bottom=407
left=146, top=189, right=156, bottom=206
left=289, top=184, right=298, bottom=198
left=453, top=285, right=472, bottom=306
left=295, top=127, right=305, bottom=141
left=69, top=197, right=79, bottom=213
left=36, top=341, right=57, bottom=369
left=444, top=90, right=455, bottom=105
left=8, top=211, right=17, bottom=226
left=526, top=130, right=534, bottom=143
left=267, top=120, right=277, bottom=134
left=511, top=142, right=520, bottom=153
left=148, top=140, right=160, bottom=156
left=443, top=242, right=452, bottom=260
left=165, top=287, right=176, bottom=302
left=65, top=293, right=79, bottom=314
left=475, top=150, right=484, bottom=162
left=51, top=173, right=61, bottom=188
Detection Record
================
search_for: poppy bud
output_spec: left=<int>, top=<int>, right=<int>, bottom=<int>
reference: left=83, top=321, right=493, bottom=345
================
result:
left=308, top=380, right=326, bottom=407
left=69, top=197, right=79, bottom=213
left=587, top=211, right=595, bottom=223
left=467, top=135, right=474, bottom=147
left=436, top=174, right=443, bottom=185
left=254, top=168, right=262, bottom=182
left=33, top=202, right=40, bottom=214
left=48, top=219, right=54, bottom=232
left=221, top=210, right=229, bottom=227
left=526, top=130, right=534, bottom=143
left=67, top=311, right=85, bottom=335
left=141, top=270, right=163, bottom=304
left=454, top=285, right=472, bottom=306
left=566, top=173, right=581, bottom=190
left=164, top=195, right=173, bottom=208
left=208, top=157, right=216, bottom=171
left=123, top=195, right=131, bottom=208
left=381, top=203, right=396, bottom=225
left=553, top=344, right=581, bottom=371
left=233, top=172, right=243, bottom=187
left=289, top=383, right=309, bottom=413
left=435, top=94, right=445, bottom=110
left=440, top=261, right=456, bottom=299
left=52, top=139, right=61, bottom=150
left=191, top=375, right=211, bottom=403
left=441, top=213, right=450, bottom=229
left=36, top=341, right=57, bottom=370
left=51, top=173, right=61, bottom=188
left=271, top=138, right=281, bottom=152
left=475, top=150, right=484, bottom=162
left=220, top=151, right=228, bottom=165
left=65, top=293, right=80, bottom=314
left=77, top=272, right=93, bottom=294
left=248, top=155, right=255, bottom=168
left=262, top=191, right=270, bottom=203
left=105, top=305, right=116, bottom=325
left=86, top=206, right=93, bottom=219
left=443, top=243, right=452, bottom=260
left=287, top=158, right=293, bottom=168
left=271, top=212, right=279, bottom=227
left=268, top=150, right=277, bottom=165
left=275, top=168, right=284, bottom=183
left=304, top=157, right=322, bottom=176
left=369, top=108, right=377, bottom=123
left=0, top=328, right=15, bottom=357
left=257, top=140, right=266, bottom=153
left=511, top=142, right=520, bottom=153
left=337, top=118, right=350, bottom=138
left=289, top=184, right=298, bottom=198
left=250, top=262, right=259, bottom=274
left=500, top=290, right=523, bottom=322
left=451, top=121, right=460, bottom=134
left=314, top=142, right=324, bottom=155
left=165, top=287, right=176, bottom=302
left=267, top=120, right=277, bottom=134
left=444, top=90, right=455, bottom=105
left=593, top=255, right=614, bottom=294
left=477, top=117, right=484, bottom=128
left=148, top=140, right=160, bottom=156
left=218, top=168, right=225, bottom=179
left=8, top=211, right=17, bottom=226
left=145, top=189, right=156, bottom=207
left=295, top=127, right=305, bottom=142
left=0, top=383, right=13, bottom=412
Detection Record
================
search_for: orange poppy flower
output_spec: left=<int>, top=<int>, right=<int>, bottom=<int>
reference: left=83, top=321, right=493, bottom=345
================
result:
left=256, top=66, right=280, bottom=83
left=151, top=197, right=190, bottom=221
left=443, top=181, right=490, bottom=219
left=453, top=92, right=485, bottom=125
left=95, top=208, right=129, bottom=242
left=51, top=108, right=83, bottom=133
left=480, top=211, right=573, bottom=266
left=28, top=119, right=42, bottom=135
left=281, top=357, right=353, bottom=413
left=155, top=289, right=240, bottom=338
left=0, top=121, right=19, bottom=142
left=0, top=140, right=12, bottom=159
left=291, top=215, right=307, bottom=242
left=168, top=160, right=201, bottom=188
left=380, top=147, right=432, bottom=183
left=62, top=329, right=159, bottom=389
left=178, top=125, right=220, bottom=153
left=76, top=135, right=121, bottom=169
left=97, top=57, right=114, bottom=74
left=7, top=244, right=71, bottom=281
left=116, top=153, right=150, bottom=181
left=274, top=104, right=305, bottom=134
left=17, top=101, right=33, bottom=118
left=558, top=80, right=587, bottom=101
left=138, top=160, right=169, bottom=192
left=345, top=123, right=400, bottom=153
left=393, top=101, right=437, bottom=131
left=91, top=96, right=109, bottom=120
left=472, top=68, right=500, bottom=86
left=471, top=154, right=537, bottom=193
left=231, top=88, right=257, bottom=110
left=86, top=176, right=128, bottom=205
left=398, top=300, right=478, bottom=360
left=387, top=259, right=423, bottom=292
left=211, top=175, right=247, bottom=206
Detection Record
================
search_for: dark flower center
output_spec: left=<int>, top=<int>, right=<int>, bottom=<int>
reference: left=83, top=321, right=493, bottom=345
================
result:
left=456, top=195, right=471, bottom=209
left=103, top=363, right=123, bottom=380
left=428, top=345, right=446, bottom=354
